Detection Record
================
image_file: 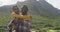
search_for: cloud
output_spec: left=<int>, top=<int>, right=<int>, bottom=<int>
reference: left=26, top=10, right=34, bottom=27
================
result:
left=18, top=0, right=25, bottom=2
left=0, top=0, right=17, bottom=6
left=45, top=0, right=60, bottom=9
left=0, top=0, right=25, bottom=6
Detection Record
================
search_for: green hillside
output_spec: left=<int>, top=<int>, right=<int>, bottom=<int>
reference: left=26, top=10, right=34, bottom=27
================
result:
left=0, top=15, right=60, bottom=32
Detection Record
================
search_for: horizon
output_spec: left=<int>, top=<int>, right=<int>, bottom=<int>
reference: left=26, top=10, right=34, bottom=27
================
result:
left=0, top=0, right=60, bottom=10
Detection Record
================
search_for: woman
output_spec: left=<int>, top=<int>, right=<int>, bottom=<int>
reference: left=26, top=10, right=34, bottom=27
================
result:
left=7, top=5, right=21, bottom=32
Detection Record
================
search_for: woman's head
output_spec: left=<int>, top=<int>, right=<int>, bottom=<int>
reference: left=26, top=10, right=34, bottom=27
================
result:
left=21, top=5, right=28, bottom=15
left=12, top=5, right=20, bottom=14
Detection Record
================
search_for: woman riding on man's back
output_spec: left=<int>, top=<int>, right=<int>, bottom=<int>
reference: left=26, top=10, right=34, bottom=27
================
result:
left=7, top=5, right=32, bottom=32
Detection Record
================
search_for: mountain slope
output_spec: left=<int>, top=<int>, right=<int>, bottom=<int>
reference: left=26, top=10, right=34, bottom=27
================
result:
left=17, top=0, right=60, bottom=18
left=38, top=0, right=60, bottom=15
left=0, top=0, right=60, bottom=18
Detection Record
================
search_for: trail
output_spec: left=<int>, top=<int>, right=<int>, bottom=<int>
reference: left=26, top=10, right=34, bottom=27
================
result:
left=12, top=29, right=36, bottom=32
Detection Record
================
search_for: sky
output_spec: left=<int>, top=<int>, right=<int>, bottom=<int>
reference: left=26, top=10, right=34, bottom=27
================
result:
left=0, top=0, right=60, bottom=10
left=45, top=0, right=60, bottom=9
left=0, top=0, right=25, bottom=6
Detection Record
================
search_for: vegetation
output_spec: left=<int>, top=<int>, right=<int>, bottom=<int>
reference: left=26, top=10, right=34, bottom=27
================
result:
left=0, top=15, right=60, bottom=32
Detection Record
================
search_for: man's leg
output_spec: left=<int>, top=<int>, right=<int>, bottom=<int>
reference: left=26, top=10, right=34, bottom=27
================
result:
left=23, top=21, right=31, bottom=32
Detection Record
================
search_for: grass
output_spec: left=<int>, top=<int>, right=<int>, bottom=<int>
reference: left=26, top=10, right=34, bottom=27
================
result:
left=0, top=15, right=60, bottom=32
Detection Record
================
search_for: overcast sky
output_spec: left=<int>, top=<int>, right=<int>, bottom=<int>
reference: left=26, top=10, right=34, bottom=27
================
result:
left=0, top=0, right=25, bottom=6
left=45, top=0, right=60, bottom=9
left=0, top=0, right=60, bottom=9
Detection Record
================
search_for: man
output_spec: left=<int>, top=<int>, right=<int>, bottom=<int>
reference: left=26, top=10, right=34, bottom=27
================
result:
left=21, top=5, right=32, bottom=32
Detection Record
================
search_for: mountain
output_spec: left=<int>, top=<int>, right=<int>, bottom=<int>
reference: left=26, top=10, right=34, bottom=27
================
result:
left=17, top=0, right=60, bottom=18
left=0, top=5, right=12, bottom=17
left=38, top=0, right=60, bottom=16
left=0, top=0, right=60, bottom=18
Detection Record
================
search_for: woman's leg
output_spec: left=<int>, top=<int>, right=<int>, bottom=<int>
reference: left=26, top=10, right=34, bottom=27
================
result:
left=7, top=20, right=13, bottom=32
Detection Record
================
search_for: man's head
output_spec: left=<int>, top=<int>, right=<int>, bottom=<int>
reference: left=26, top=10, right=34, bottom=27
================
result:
left=21, top=5, right=28, bottom=15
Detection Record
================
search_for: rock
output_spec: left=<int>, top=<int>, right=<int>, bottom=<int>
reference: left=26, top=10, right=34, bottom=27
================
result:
left=0, top=25, right=3, bottom=28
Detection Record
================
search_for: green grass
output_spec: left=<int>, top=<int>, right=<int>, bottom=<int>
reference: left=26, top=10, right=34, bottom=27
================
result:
left=0, top=16, right=11, bottom=26
left=0, top=15, right=60, bottom=32
left=31, top=15, right=60, bottom=30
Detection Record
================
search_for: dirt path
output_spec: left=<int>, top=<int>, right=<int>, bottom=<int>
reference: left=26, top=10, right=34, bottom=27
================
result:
left=12, top=29, right=36, bottom=32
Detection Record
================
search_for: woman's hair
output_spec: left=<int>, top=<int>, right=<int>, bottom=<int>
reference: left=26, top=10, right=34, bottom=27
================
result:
left=12, top=5, right=19, bottom=10
left=12, top=5, right=20, bottom=14
left=21, top=5, right=28, bottom=15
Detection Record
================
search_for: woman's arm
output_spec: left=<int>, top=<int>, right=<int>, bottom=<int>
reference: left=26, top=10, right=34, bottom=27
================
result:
left=12, top=13, right=32, bottom=20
